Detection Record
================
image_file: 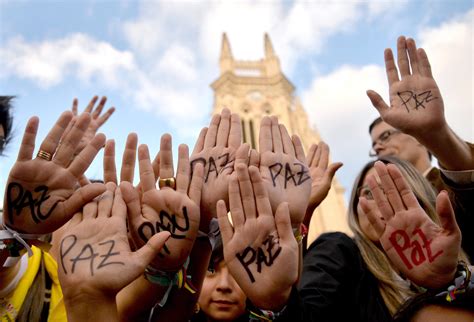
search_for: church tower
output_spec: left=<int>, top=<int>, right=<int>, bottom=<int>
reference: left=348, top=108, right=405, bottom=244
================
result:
left=211, top=33, right=350, bottom=242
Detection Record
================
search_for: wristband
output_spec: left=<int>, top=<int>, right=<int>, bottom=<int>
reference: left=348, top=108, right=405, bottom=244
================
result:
left=144, top=257, right=197, bottom=307
left=435, top=261, right=473, bottom=302
left=293, top=224, right=308, bottom=244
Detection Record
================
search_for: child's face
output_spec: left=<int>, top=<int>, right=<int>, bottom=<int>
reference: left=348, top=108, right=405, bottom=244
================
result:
left=198, top=260, right=247, bottom=321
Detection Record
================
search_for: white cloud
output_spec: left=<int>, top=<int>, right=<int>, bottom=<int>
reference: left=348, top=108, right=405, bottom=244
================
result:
left=0, top=34, right=136, bottom=88
left=302, top=64, right=386, bottom=189
left=155, top=44, right=198, bottom=83
left=418, top=9, right=473, bottom=141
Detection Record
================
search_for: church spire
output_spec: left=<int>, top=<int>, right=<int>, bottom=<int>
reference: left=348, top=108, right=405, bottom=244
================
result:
left=220, top=33, right=233, bottom=73
left=264, top=33, right=275, bottom=58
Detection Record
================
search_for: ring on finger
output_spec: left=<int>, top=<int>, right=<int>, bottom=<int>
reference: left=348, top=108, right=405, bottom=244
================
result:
left=158, top=177, right=176, bottom=190
left=37, top=150, right=52, bottom=161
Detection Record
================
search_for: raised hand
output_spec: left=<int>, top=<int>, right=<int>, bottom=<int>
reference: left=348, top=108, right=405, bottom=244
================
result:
left=3, top=112, right=106, bottom=234
left=217, top=164, right=298, bottom=311
left=190, top=108, right=244, bottom=223
left=366, top=36, right=445, bottom=137
left=58, top=184, right=170, bottom=320
left=304, top=141, right=343, bottom=225
left=65, top=96, right=115, bottom=155
left=359, top=161, right=461, bottom=288
left=259, top=116, right=311, bottom=225
left=121, top=134, right=204, bottom=272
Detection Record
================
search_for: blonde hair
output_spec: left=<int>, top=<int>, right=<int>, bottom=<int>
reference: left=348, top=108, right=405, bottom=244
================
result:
left=348, top=156, right=445, bottom=315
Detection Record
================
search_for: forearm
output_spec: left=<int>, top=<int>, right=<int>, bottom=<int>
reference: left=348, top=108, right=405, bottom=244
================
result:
left=417, top=123, right=473, bottom=171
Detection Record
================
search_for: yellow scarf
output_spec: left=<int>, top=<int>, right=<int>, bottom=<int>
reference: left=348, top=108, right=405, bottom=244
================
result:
left=0, top=246, right=67, bottom=321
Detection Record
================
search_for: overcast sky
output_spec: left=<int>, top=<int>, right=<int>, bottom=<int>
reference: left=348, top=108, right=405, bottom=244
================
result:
left=0, top=0, right=472, bottom=205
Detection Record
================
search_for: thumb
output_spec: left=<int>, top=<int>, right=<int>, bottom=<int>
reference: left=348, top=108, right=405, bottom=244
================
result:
left=366, top=90, right=390, bottom=116
left=134, top=231, right=171, bottom=268
left=274, top=202, right=295, bottom=245
left=63, top=183, right=106, bottom=219
left=326, top=162, right=343, bottom=180
left=436, top=190, right=460, bottom=235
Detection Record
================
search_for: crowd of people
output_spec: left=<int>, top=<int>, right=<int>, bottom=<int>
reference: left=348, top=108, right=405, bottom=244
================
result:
left=0, top=36, right=473, bottom=322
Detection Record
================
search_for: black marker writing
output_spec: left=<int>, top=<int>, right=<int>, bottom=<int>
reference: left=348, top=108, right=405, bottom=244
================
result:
left=235, top=235, right=282, bottom=283
left=268, top=162, right=310, bottom=188
left=397, top=90, right=438, bottom=113
left=6, top=183, right=59, bottom=224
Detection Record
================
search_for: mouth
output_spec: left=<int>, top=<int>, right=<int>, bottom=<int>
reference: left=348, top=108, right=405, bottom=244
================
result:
left=212, top=299, right=236, bottom=307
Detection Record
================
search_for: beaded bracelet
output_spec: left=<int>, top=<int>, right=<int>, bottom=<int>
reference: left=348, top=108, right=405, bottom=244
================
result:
left=435, top=261, right=473, bottom=302
left=293, top=223, right=308, bottom=244
left=249, top=306, right=287, bottom=321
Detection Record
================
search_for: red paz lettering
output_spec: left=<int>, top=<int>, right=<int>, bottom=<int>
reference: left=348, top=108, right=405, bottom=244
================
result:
left=388, top=228, right=442, bottom=270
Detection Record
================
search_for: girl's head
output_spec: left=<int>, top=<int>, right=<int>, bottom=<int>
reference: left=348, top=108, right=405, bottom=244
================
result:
left=198, top=237, right=246, bottom=322
left=347, top=156, right=438, bottom=315
left=348, top=156, right=437, bottom=243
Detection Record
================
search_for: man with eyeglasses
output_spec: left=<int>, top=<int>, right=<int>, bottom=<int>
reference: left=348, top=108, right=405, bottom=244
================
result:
left=366, top=36, right=474, bottom=261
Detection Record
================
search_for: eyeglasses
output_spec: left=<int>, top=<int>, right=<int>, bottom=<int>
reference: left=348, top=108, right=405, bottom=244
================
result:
left=369, top=130, right=401, bottom=157
left=356, top=185, right=373, bottom=200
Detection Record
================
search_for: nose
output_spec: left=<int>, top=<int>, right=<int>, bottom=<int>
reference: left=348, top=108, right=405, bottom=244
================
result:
left=216, top=266, right=233, bottom=294
left=373, top=141, right=385, bottom=155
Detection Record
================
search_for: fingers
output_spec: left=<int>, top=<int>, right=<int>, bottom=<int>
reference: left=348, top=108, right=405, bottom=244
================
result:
left=82, top=200, right=98, bottom=220
left=71, top=98, right=78, bottom=115
left=358, top=197, right=385, bottom=238
left=151, top=151, right=160, bottom=182
left=279, top=124, right=295, bottom=156
left=366, top=174, right=394, bottom=221
left=120, top=182, right=142, bottom=222
left=216, top=108, right=231, bottom=147
left=103, top=139, right=117, bottom=184
left=62, top=183, right=106, bottom=221
left=188, top=162, right=204, bottom=206
left=234, top=143, right=250, bottom=166
left=259, top=116, right=272, bottom=153
left=236, top=164, right=256, bottom=221
left=97, top=107, right=115, bottom=127
left=435, top=190, right=461, bottom=236
left=111, top=186, right=127, bottom=221
left=326, top=162, right=343, bottom=179
left=271, top=116, right=283, bottom=153
left=54, top=112, right=91, bottom=166
left=134, top=231, right=171, bottom=268
left=317, top=142, right=329, bottom=170
left=138, top=144, right=155, bottom=192
left=228, top=173, right=244, bottom=228
left=397, top=36, right=410, bottom=78
left=159, top=134, right=174, bottom=180
left=204, top=114, right=220, bottom=148
left=91, top=96, right=107, bottom=119
left=306, top=144, right=317, bottom=167
left=386, top=164, right=420, bottom=209
left=366, top=90, right=390, bottom=116
left=373, top=161, right=405, bottom=213
left=274, top=202, right=294, bottom=244
left=217, top=200, right=233, bottom=246
left=228, top=113, right=242, bottom=149
left=406, top=38, right=419, bottom=75
left=120, top=133, right=138, bottom=183
left=417, top=48, right=433, bottom=78
left=249, top=149, right=259, bottom=167
left=84, top=96, right=99, bottom=113
left=17, top=116, right=39, bottom=161
left=68, top=133, right=106, bottom=178
left=176, top=144, right=190, bottom=194
left=37, top=111, right=73, bottom=158
left=97, top=182, right=116, bottom=219
left=384, top=48, right=400, bottom=86
left=192, top=127, right=207, bottom=155
left=249, top=166, right=272, bottom=219
left=292, top=135, right=306, bottom=162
